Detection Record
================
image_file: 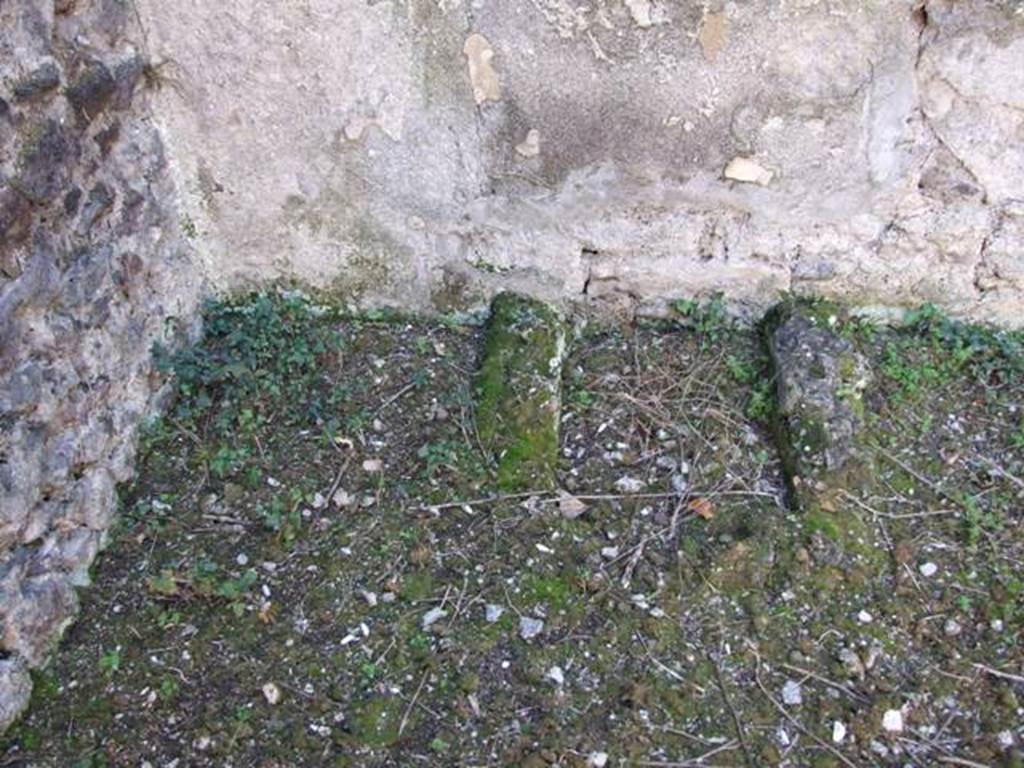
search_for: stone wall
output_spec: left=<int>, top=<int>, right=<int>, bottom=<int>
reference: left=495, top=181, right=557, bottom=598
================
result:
left=0, top=0, right=200, bottom=727
left=135, top=0, right=1024, bottom=326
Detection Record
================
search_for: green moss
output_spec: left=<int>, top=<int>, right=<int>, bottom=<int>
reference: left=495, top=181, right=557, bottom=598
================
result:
left=521, top=573, right=576, bottom=611
left=351, top=695, right=409, bottom=747
left=401, top=571, right=435, bottom=602
left=805, top=503, right=841, bottom=540
left=474, top=293, right=566, bottom=491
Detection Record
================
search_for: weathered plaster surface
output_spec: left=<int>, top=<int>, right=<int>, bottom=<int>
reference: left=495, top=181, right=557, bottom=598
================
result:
left=135, top=0, right=1024, bottom=325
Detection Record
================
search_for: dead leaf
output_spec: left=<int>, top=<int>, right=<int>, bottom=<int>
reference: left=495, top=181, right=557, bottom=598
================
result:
left=558, top=491, right=587, bottom=519
left=258, top=602, right=277, bottom=624
left=698, top=11, right=728, bottom=62
left=687, top=497, right=715, bottom=520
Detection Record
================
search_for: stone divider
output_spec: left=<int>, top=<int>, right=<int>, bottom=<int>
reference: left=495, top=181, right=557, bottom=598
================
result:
left=473, top=293, right=567, bottom=492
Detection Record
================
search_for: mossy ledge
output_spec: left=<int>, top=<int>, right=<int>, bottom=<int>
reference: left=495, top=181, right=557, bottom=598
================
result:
left=474, top=293, right=567, bottom=491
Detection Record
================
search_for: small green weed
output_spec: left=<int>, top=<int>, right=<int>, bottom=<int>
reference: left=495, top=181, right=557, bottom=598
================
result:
left=876, top=304, right=1024, bottom=400
left=158, top=675, right=180, bottom=702
left=359, top=662, right=381, bottom=686
left=746, top=382, right=774, bottom=422
left=98, top=649, right=121, bottom=676
left=671, top=293, right=729, bottom=349
left=569, top=387, right=595, bottom=409
left=961, top=493, right=1002, bottom=548
left=152, top=292, right=342, bottom=479
left=726, top=354, right=757, bottom=384
left=417, top=440, right=460, bottom=477
left=726, top=352, right=774, bottom=421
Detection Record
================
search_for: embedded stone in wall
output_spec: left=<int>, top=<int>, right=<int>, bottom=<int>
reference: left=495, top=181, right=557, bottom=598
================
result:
left=464, top=33, right=501, bottom=105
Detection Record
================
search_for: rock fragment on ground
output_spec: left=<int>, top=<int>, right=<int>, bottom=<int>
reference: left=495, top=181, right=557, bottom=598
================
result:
left=519, top=616, right=544, bottom=641
left=262, top=682, right=282, bottom=705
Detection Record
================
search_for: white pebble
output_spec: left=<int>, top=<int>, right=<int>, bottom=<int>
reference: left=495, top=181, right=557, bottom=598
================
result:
left=601, top=546, right=620, bottom=560
left=781, top=680, right=802, bottom=706
left=918, top=562, right=938, bottom=577
left=236, top=553, right=249, bottom=566
left=421, top=607, right=447, bottom=630
left=832, top=721, right=847, bottom=743
left=519, top=616, right=544, bottom=640
left=262, top=682, right=282, bottom=705
left=485, top=604, right=504, bottom=623
left=614, top=476, right=645, bottom=493
left=944, top=618, right=962, bottom=636
left=882, top=709, right=904, bottom=733
left=857, top=610, right=873, bottom=624
left=546, top=666, right=565, bottom=686
left=587, top=752, right=609, bottom=767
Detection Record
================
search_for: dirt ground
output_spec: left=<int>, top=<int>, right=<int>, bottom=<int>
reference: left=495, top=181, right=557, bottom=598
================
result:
left=3, top=296, right=1022, bottom=767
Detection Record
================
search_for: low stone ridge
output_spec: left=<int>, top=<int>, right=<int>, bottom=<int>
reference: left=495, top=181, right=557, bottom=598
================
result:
left=474, top=293, right=567, bottom=491
left=766, top=302, right=888, bottom=580
left=0, top=0, right=200, bottom=729
left=768, top=303, right=872, bottom=508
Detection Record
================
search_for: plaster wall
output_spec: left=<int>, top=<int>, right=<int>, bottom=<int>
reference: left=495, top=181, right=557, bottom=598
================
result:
left=135, top=0, right=1024, bottom=324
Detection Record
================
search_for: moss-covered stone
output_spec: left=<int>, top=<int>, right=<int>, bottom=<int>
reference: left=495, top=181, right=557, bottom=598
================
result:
left=765, top=300, right=872, bottom=505
left=474, top=293, right=567, bottom=491
left=764, top=300, right=886, bottom=572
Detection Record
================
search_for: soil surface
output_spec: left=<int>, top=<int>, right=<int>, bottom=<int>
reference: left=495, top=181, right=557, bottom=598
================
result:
left=3, top=297, right=1023, bottom=767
